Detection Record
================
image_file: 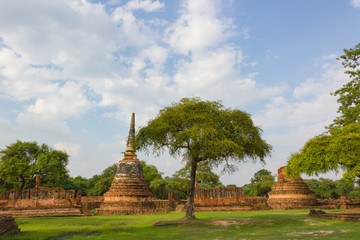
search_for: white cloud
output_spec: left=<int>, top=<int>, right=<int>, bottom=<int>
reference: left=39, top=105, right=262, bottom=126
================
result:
left=54, top=141, right=80, bottom=158
left=0, top=0, right=352, bottom=184
left=166, top=0, right=235, bottom=54
left=350, top=0, right=360, bottom=8
left=255, top=60, right=346, bottom=130
left=125, top=0, right=164, bottom=12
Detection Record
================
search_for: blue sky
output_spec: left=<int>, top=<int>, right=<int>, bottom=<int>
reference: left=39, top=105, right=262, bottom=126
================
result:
left=0, top=0, right=360, bottom=186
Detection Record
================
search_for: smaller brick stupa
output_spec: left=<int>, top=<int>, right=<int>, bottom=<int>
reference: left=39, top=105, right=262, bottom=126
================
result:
left=267, top=166, right=317, bottom=209
left=96, top=113, right=161, bottom=215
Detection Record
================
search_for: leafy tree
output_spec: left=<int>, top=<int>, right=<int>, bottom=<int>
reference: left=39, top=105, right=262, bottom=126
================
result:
left=141, top=161, right=166, bottom=199
left=86, top=164, right=117, bottom=196
left=287, top=122, right=360, bottom=182
left=329, top=43, right=360, bottom=129
left=348, top=186, right=360, bottom=200
left=243, top=169, right=275, bottom=197
left=304, top=178, right=354, bottom=199
left=287, top=43, right=360, bottom=183
left=68, top=176, right=89, bottom=195
left=174, top=162, right=223, bottom=189
left=141, top=161, right=163, bottom=186
left=0, top=140, right=69, bottom=193
left=136, top=98, right=272, bottom=218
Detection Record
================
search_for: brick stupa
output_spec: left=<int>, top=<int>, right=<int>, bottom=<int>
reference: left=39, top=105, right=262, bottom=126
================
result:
left=267, top=166, right=317, bottom=209
left=96, top=113, right=160, bottom=215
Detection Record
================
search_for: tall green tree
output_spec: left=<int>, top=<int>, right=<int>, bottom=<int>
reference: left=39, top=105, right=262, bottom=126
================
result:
left=135, top=98, right=272, bottom=218
left=329, top=43, right=360, bottom=129
left=287, top=122, right=360, bottom=182
left=0, top=140, right=69, bottom=193
left=287, top=43, right=360, bottom=182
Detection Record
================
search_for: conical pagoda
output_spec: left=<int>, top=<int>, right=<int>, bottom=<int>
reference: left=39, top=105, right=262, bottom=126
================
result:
left=96, top=113, right=160, bottom=215
left=267, top=166, right=317, bottom=209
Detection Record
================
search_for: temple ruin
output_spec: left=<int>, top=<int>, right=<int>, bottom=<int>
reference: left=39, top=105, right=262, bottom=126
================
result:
left=0, top=175, right=82, bottom=217
left=194, top=179, right=253, bottom=211
left=267, top=166, right=318, bottom=209
left=96, top=113, right=163, bottom=215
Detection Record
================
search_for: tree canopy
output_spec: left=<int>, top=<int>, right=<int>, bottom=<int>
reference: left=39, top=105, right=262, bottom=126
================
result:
left=243, top=169, right=275, bottom=197
left=287, top=43, right=360, bottom=182
left=304, top=178, right=355, bottom=199
left=135, top=97, right=272, bottom=218
left=0, top=140, right=69, bottom=193
left=329, top=42, right=360, bottom=129
left=287, top=123, right=360, bottom=182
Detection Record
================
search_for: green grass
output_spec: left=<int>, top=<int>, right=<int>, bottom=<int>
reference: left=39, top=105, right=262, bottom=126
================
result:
left=3, top=209, right=360, bottom=240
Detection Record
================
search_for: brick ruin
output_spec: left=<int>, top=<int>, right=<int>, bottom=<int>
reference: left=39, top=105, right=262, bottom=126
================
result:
left=194, top=179, right=253, bottom=211
left=267, top=166, right=318, bottom=209
left=1, top=142, right=359, bottom=218
left=0, top=175, right=82, bottom=217
left=96, top=113, right=164, bottom=215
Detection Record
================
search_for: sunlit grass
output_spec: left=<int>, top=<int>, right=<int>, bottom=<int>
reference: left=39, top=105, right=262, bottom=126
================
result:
left=2, top=209, right=360, bottom=240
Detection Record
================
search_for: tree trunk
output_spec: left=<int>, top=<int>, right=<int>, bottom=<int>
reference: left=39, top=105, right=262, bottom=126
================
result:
left=185, top=160, right=198, bottom=219
left=20, top=175, right=25, bottom=191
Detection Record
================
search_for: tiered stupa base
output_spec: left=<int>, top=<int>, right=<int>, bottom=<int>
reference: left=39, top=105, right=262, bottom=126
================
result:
left=96, top=153, right=163, bottom=215
left=267, top=166, right=318, bottom=209
left=96, top=113, right=163, bottom=215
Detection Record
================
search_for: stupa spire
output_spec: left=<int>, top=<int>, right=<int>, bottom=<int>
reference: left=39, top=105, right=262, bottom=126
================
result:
left=126, top=113, right=135, bottom=153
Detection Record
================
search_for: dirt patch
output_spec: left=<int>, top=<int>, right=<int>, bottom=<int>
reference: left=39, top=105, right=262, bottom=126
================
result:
left=286, top=230, right=334, bottom=237
left=208, top=218, right=252, bottom=227
left=155, top=218, right=263, bottom=227
left=154, top=219, right=204, bottom=227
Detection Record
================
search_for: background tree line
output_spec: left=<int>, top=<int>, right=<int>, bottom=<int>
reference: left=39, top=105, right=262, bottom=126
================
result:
left=2, top=141, right=359, bottom=201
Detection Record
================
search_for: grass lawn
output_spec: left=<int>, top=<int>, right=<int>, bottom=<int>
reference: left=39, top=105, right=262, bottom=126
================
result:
left=2, top=209, right=360, bottom=240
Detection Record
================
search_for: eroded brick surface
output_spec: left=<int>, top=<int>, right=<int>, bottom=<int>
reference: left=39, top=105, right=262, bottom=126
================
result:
left=96, top=114, right=164, bottom=215
left=267, top=166, right=317, bottom=209
left=0, top=178, right=82, bottom=217
left=194, top=187, right=253, bottom=211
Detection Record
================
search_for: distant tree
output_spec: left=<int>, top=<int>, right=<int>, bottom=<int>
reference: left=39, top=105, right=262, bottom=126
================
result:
left=348, top=186, right=360, bottom=200
left=0, top=140, right=69, bottom=193
left=175, top=162, right=223, bottom=189
left=304, top=178, right=354, bottom=199
left=141, top=161, right=163, bottom=185
left=87, top=164, right=117, bottom=196
left=68, top=176, right=89, bottom=195
left=243, top=169, right=275, bottom=197
left=136, top=98, right=272, bottom=218
left=226, top=184, right=237, bottom=187
left=141, top=161, right=166, bottom=199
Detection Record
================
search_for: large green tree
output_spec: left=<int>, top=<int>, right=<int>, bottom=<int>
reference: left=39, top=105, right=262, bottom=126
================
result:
left=135, top=98, right=272, bottom=218
left=287, top=121, right=360, bottom=182
left=0, top=140, right=69, bottom=193
left=287, top=43, right=360, bottom=182
left=329, top=43, right=360, bottom=129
